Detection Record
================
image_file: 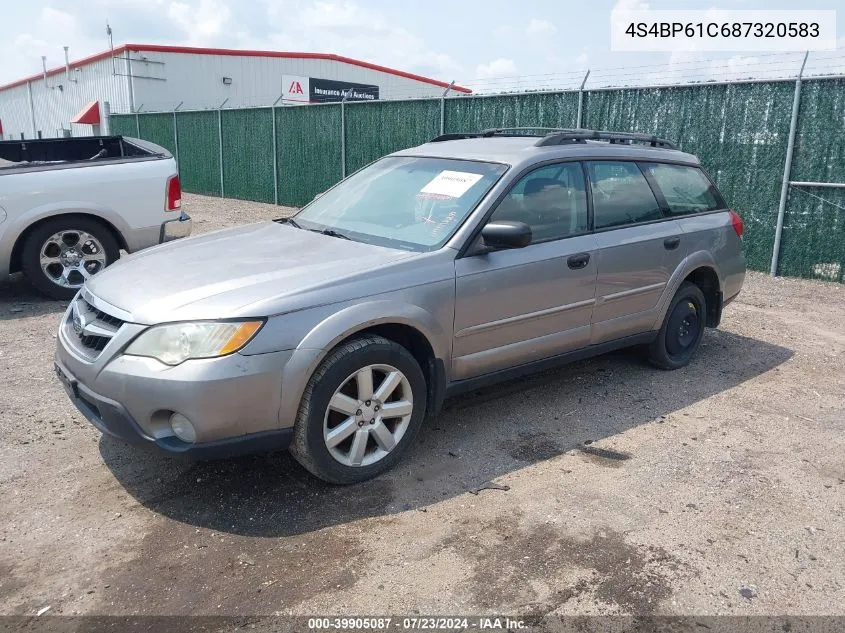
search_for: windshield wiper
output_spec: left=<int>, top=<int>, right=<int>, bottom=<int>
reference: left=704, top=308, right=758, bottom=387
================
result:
left=312, top=228, right=351, bottom=240
left=277, top=217, right=350, bottom=240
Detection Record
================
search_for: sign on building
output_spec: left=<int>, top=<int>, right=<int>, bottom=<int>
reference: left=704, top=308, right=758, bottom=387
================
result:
left=282, top=75, right=380, bottom=104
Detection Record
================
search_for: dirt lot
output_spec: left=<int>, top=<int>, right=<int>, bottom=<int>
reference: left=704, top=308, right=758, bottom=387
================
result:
left=1, top=193, right=843, bottom=620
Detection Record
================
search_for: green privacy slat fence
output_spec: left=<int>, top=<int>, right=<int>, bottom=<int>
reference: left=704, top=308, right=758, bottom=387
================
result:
left=175, top=111, right=221, bottom=197
left=276, top=104, right=342, bottom=207
left=109, top=114, right=136, bottom=137
left=778, top=79, right=845, bottom=281
left=112, top=77, right=845, bottom=281
left=779, top=188, right=845, bottom=282
left=137, top=113, right=176, bottom=157
left=222, top=108, right=274, bottom=204
left=345, top=99, right=441, bottom=173
left=583, top=82, right=796, bottom=274
left=444, top=91, right=580, bottom=133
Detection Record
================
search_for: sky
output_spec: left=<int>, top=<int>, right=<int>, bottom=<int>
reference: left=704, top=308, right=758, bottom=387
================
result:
left=2, top=0, right=844, bottom=91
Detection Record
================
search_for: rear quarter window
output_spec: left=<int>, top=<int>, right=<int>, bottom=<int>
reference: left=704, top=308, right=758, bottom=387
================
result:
left=642, top=163, right=724, bottom=216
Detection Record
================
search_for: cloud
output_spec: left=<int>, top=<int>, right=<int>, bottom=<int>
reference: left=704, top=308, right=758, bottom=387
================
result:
left=41, top=7, right=76, bottom=32
left=475, top=58, right=517, bottom=80
left=525, top=19, right=556, bottom=38
left=262, top=0, right=464, bottom=80
left=13, top=33, right=50, bottom=61
left=495, top=19, right=557, bottom=41
left=167, top=0, right=231, bottom=44
left=5, top=7, right=99, bottom=82
left=611, top=0, right=649, bottom=10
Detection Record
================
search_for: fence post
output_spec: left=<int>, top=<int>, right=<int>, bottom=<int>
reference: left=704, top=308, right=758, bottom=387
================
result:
left=770, top=52, right=809, bottom=276
left=135, top=112, right=140, bottom=137
left=272, top=96, right=283, bottom=206
left=340, top=89, right=352, bottom=178
left=440, top=80, right=455, bottom=135
left=218, top=99, right=227, bottom=198
left=576, top=70, right=590, bottom=129
left=172, top=102, right=182, bottom=168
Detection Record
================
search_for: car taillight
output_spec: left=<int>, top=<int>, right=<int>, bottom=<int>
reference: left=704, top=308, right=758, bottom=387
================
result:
left=166, top=175, right=182, bottom=211
left=729, top=209, right=743, bottom=238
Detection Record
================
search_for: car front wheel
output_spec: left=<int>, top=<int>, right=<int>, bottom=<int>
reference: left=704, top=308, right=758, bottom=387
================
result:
left=290, top=335, right=427, bottom=484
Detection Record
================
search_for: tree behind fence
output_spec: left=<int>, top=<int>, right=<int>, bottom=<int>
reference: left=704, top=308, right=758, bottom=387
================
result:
left=110, top=78, right=845, bottom=281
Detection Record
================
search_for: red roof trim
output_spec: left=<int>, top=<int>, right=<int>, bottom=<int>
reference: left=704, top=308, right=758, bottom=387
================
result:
left=0, top=43, right=472, bottom=94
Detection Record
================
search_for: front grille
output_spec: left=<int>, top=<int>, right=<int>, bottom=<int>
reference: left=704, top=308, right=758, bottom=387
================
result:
left=64, top=295, right=125, bottom=360
left=89, top=305, right=124, bottom=329
left=78, top=333, right=111, bottom=353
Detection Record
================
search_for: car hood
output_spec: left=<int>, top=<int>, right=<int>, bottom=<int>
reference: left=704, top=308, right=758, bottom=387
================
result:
left=85, top=222, right=417, bottom=324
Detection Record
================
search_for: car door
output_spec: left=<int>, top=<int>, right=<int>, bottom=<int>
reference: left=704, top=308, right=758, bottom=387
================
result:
left=586, top=160, right=685, bottom=344
left=452, top=162, right=599, bottom=380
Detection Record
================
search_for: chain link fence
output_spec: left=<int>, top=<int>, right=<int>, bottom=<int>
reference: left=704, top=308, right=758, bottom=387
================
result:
left=110, top=76, right=845, bottom=281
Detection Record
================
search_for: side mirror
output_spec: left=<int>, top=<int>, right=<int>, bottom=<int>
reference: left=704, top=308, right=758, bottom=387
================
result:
left=480, top=221, right=532, bottom=250
left=313, top=190, right=327, bottom=201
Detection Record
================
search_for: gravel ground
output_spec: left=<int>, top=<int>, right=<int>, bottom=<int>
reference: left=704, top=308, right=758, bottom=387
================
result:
left=1, top=193, right=843, bottom=620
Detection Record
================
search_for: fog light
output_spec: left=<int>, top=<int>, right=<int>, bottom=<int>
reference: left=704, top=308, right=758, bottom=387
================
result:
left=170, top=413, right=197, bottom=443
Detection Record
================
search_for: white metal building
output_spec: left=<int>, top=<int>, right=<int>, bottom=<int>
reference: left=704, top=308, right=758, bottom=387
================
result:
left=0, top=44, right=471, bottom=140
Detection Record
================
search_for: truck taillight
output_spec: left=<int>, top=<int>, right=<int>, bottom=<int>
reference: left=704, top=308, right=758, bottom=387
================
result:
left=166, top=175, right=181, bottom=211
left=729, top=209, right=743, bottom=238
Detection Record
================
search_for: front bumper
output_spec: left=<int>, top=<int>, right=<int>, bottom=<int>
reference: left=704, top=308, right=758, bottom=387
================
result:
left=54, top=358, right=292, bottom=457
left=160, top=211, right=192, bottom=242
left=55, top=317, right=294, bottom=457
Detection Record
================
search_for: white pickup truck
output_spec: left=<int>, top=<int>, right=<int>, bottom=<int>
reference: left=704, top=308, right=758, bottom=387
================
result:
left=0, top=136, right=191, bottom=299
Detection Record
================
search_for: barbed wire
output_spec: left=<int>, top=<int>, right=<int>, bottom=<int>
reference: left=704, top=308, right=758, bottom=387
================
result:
left=462, top=50, right=813, bottom=86
left=463, top=51, right=845, bottom=91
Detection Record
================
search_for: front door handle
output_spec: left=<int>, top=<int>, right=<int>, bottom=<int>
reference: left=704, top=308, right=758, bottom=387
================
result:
left=567, top=253, right=591, bottom=270
left=664, top=236, right=681, bottom=250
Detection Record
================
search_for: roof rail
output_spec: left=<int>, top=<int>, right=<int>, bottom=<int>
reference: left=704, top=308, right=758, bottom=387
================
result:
left=429, top=127, right=678, bottom=149
left=429, top=127, right=573, bottom=143
left=535, top=129, right=678, bottom=149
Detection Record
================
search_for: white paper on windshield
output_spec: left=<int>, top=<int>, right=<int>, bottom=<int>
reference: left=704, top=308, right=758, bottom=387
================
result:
left=419, top=170, right=483, bottom=199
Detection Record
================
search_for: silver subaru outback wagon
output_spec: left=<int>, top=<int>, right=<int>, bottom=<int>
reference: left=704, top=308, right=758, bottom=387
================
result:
left=54, top=128, right=746, bottom=484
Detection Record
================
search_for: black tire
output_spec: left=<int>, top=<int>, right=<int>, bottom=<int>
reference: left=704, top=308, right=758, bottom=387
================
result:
left=648, top=282, right=707, bottom=370
left=290, top=335, right=428, bottom=484
left=20, top=217, right=120, bottom=300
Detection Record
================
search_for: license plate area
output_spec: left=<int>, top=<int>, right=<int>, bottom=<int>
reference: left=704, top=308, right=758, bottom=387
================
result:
left=55, top=363, right=78, bottom=398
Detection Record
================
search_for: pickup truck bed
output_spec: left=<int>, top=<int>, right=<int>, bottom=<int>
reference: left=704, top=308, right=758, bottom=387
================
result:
left=0, top=135, right=191, bottom=299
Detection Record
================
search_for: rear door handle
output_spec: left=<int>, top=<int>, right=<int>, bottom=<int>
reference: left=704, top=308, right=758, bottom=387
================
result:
left=567, top=253, right=591, bottom=270
left=664, top=237, right=681, bottom=250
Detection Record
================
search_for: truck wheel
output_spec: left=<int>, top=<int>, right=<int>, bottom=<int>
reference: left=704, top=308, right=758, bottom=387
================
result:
left=290, top=335, right=427, bottom=484
left=20, top=217, right=120, bottom=300
left=648, top=282, right=707, bottom=370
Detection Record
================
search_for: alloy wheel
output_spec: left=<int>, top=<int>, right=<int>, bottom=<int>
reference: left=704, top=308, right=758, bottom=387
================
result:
left=323, top=363, right=414, bottom=467
left=39, top=230, right=107, bottom=289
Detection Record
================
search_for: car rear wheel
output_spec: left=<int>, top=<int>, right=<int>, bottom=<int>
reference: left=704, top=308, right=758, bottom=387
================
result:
left=290, top=335, right=427, bottom=484
left=20, top=217, right=120, bottom=300
left=648, top=282, right=707, bottom=370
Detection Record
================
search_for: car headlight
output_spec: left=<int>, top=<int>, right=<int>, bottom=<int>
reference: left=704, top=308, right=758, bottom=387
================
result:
left=125, top=320, right=264, bottom=366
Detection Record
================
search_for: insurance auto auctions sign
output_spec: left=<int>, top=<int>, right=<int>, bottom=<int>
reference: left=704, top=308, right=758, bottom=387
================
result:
left=282, top=75, right=380, bottom=103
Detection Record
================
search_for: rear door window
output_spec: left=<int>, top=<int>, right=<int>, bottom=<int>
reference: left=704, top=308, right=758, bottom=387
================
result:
left=641, top=163, right=724, bottom=216
left=587, top=161, right=663, bottom=229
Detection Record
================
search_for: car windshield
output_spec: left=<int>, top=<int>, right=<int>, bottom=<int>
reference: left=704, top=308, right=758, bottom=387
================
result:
left=293, top=156, right=508, bottom=251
